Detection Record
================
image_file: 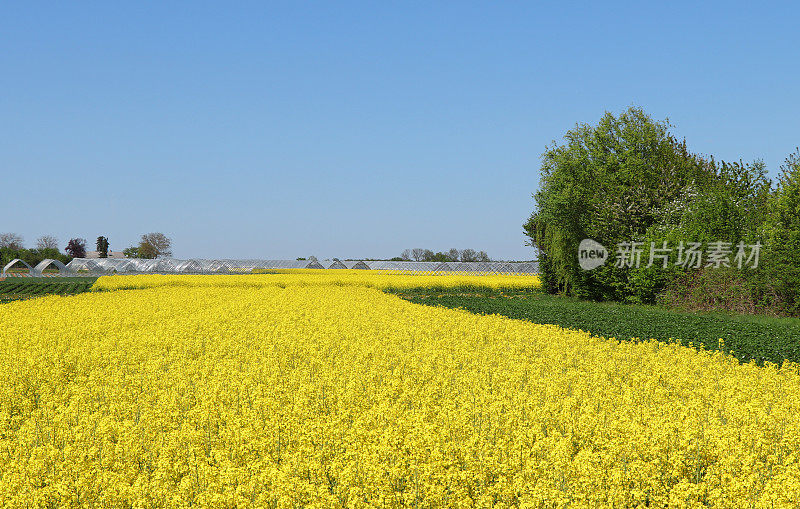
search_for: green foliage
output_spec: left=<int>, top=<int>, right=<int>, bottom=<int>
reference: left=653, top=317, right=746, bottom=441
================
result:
left=404, top=248, right=491, bottom=262
left=660, top=268, right=782, bottom=315
left=525, top=106, right=704, bottom=299
left=137, top=242, right=157, bottom=259
left=0, top=247, right=71, bottom=271
left=0, top=277, right=96, bottom=303
left=137, top=232, right=172, bottom=259
left=761, top=148, right=800, bottom=315
left=526, top=106, right=774, bottom=306
left=654, top=160, right=771, bottom=245
left=96, top=236, right=110, bottom=258
left=402, top=289, right=800, bottom=367
left=123, top=246, right=139, bottom=258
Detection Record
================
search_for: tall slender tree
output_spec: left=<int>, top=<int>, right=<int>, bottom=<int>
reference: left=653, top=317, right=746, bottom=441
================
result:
left=96, top=236, right=110, bottom=258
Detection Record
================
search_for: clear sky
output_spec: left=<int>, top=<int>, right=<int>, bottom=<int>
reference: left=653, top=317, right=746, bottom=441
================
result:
left=2, top=2, right=798, bottom=260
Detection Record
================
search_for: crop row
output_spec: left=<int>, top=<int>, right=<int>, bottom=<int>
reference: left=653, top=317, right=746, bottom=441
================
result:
left=0, top=278, right=96, bottom=302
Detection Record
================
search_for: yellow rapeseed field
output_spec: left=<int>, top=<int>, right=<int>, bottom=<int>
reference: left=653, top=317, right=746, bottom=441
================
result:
left=1, top=273, right=799, bottom=507
left=89, top=272, right=542, bottom=293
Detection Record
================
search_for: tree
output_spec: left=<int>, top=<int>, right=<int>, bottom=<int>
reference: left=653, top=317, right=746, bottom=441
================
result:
left=411, top=248, right=425, bottom=261
left=123, top=246, right=139, bottom=258
left=0, top=233, right=24, bottom=250
left=460, top=248, right=478, bottom=262
left=400, top=249, right=411, bottom=261
left=136, top=242, right=157, bottom=259
left=447, top=248, right=460, bottom=262
left=138, top=232, right=172, bottom=259
left=96, top=236, right=110, bottom=258
left=65, top=238, right=87, bottom=258
left=421, top=251, right=450, bottom=262
left=36, top=235, right=59, bottom=251
left=524, top=106, right=719, bottom=301
left=0, top=234, right=70, bottom=268
left=762, top=148, right=800, bottom=314
left=477, top=250, right=490, bottom=262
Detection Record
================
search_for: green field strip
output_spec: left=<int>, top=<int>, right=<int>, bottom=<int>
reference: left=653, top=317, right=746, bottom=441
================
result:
left=399, top=289, right=800, bottom=367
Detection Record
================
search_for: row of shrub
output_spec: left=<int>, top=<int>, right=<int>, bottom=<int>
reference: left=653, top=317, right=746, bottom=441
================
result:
left=525, top=107, right=800, bottom=316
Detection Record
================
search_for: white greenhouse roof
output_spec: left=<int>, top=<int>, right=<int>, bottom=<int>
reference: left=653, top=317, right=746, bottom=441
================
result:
left=55, top=258, right=537, bottom=275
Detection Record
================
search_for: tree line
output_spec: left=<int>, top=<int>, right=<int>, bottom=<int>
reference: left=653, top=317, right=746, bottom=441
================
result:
left=394, top=248, right=491, bottom=262
left=526, top=106, right=800, bottom=316
left=0, top=233, right=71, bottom=270
left=0, top=232, right=173, bottom=270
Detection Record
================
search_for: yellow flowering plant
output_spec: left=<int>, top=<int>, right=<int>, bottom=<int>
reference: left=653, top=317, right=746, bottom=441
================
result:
left=0, top=273, right=798, bottom=507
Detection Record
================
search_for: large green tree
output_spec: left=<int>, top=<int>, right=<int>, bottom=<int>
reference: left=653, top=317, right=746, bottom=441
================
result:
left=525, top=107, right=706, bottom=300
left=761, top=149, right=800, bottom=314
left=137, top=232, right=172, bottom=259
left=524, top=107, right=770, bottom=303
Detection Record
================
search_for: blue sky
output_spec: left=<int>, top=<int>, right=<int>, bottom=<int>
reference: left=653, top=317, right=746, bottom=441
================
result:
left=2, top=2, right=798, bottom=260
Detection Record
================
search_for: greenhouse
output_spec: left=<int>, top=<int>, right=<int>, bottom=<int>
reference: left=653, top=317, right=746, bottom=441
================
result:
left=64, top=258, right=103, bottom=274
left=32, top=259, right=68, bottom=275
left=52, top=258, right=538, bottom=276
left=2, top=259, right=33, bottom=276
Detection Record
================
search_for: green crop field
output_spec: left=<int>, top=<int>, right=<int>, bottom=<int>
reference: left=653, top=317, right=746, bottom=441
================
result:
left=393, top=287, right=800, bottom=367
left=0, top=277, right=97, bottom=303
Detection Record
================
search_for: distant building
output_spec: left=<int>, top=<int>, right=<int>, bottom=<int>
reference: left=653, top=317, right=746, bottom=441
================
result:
left=85, top=251, right=126, bottom=259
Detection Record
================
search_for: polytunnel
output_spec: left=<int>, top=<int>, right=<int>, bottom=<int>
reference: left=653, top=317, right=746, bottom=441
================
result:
left=261, top=260, right=308, bottom=270
left=91, top=259, right=113, bottom=272
left=126, top=259, right=155, bottom=272
left=473, top=262, right=492, bottom=274
left=516, top=262, right=539, bottom=274
left=174, top=260, right=202, bottom=273
left=66, top=259, right=103, bottom=274
left=493, top=262, right=516, bottom=274
left=444, top=262, right=466, bottom=273
left=39, top=258, right=538, bottom=276
left=110, top=260, right=136, bottom=273
left=223, top=260, right=254, bottom=272
left=2, top=259, right=33, bottom=276
left=446, top=262, right=483, bottom=274
left=365, top=260, right=433, bottom=273
left=148, top=259, right=179, bottom=273
left=32, top=259, right=67, bottom=276
left=211, top=261, right=234, bottom=273
left=396, top=261, right=440, bottom=274
left=135, top=259, right=161, bottom=272
left=93, top=258, right=133, bottom=273
left=433, top=262, right=453, bottom=273
left=194, top=260, right=222, bottom=273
